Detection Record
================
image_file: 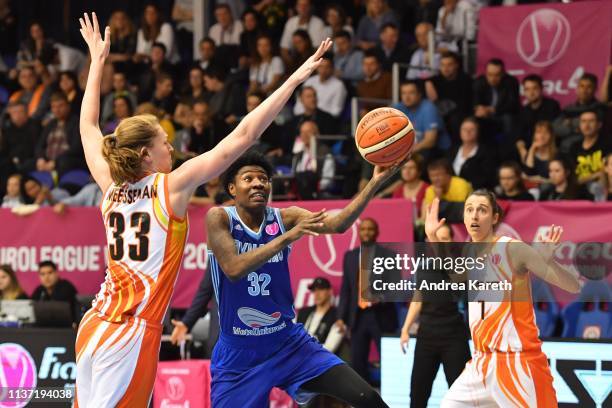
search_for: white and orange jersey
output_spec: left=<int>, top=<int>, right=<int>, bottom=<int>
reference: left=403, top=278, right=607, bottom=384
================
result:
left=92, top=173, right=188, bottom=326
left=469, top=236, right=541, bottom=354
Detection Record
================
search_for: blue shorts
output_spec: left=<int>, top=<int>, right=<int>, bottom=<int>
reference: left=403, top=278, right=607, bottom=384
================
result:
left=210, top=323, right=344, bottom=407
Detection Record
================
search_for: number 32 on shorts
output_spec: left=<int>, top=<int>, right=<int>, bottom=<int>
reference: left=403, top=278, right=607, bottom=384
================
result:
left=248, top=272, right=271, bottom=296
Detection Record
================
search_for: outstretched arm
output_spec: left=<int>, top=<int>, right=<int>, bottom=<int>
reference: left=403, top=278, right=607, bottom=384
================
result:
left=168, top=39, right=333, bottom=202
left=79, top=13, right=112, bottom=192
left=281, top=161, right=405, bottom=234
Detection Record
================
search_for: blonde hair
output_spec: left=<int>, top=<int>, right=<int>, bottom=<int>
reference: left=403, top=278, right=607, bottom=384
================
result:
left=0, top=264, right=25, bottom=300
left=102, top=114, right=160, bottom=184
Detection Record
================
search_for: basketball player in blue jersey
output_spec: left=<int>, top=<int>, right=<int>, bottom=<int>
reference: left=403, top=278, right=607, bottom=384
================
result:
left=206, top=150, right=403, bottom=407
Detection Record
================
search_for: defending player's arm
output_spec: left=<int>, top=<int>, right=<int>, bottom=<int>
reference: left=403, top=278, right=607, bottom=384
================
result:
left=206, top=207, right=327, bottom=282
left=168, top=38, right=333, bottom=198
left=282, top=161, right=405, bottom=234
left=78, top=13, right=113, bottom=192
left=510, top=226, right=581, bottom=293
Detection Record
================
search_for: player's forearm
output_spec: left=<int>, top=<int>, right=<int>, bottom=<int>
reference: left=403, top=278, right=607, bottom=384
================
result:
left=545, top=261, right=581, bottom=293
left=402, top=301, right=422, bottom=332
left=325, top=178, right=379, bottom=233
left=80, top=60, right=104, bottom=133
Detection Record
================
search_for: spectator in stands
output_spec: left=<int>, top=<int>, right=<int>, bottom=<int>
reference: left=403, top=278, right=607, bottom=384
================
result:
left=322, top=4, right=353, bottom=40
left=448, top=117, right=497, bottom=190
left=473, top=58, right=520, bottom=143
left=0, top=264, right=28, bottom=300
left=181, top=66, right=207, bottom=106
left=421, top=158, right=472, bottom=221
left=190, top=176, right=232, bottom=206
left=137, top=42, right=174, bottom=102
left=285, top=86, right=337, bottom=140
left=16, top=22, right=55, bottom=68
left=53, top=182, right=103, bottom=215
left=284, top=30, right=314, bottom=74
left=150, top=72, right=177, bottom=116
left=379, top=154, right=429, bottom=216
left=336, top=218, right=398, bottom=383
left=172, top=0, right=195, bottom=62
left=409, top=0, right=440, bottom=34
left=392, top=80, right=450, bottom=158
left=519, top=121, right=557, bottom=181
left=373, top=23, right=411, bottom=72
left=496, top=161, right=534, bottom=201
left=196, top=37, right=219, bottom=71
left=571, top=111, right=609, bottom=190
left=356, top=0, right=399, bottom=50
left=291, top=120, right=336, bottom=199
left=540, top=157, right=592, bottom=201
left=239, top=8, right=262, bottom=68
left=245, top=91, right=285, bottom=162
left=20, top=175, right=67, bottom=207
left=208, top=4, right=243, bottom=46
left=333, top=30, right=364, bottom=83
left=554, top=73, right=608, bottom=150
left=107, top=10, right=137, bottom=64
left=102, top=94, right=133, bottom=134
left=516, top=75, right=561, bottom=148
left=425, top=52, right=473, bottom=142
left=176, top=100, right=216, bottom=156
left=2, top=174, right=23, bottom=209
left=248, top=34, right=285, bottom=96
left=294, top=54, right=347, bottom=117
left=435, top=0, right=477, bottom=51
left=1, top=102, right=40, bottom=173
left=134, top=102, right=176, bottom=146
left=58, top=70, right=83, bottom=115
left=101, top=71, right=137, bottom=124
left=136, top=3, right=178, bottom=63
left=35, top=92, right=84, bottom=176
left=357, top=50, right=392, bottom=106
left=31, top=260, right=78, bottom=323
left=9, top=65, right=50, bottom=120
left=406, top=23, right=440, bottom=80
left=599, top=65, right=611, bottom=104
left=0, top=0, right=16, bottom=58
left=297, top=277, right=343, bottom=352
left=203, top=67, right=246, bottom=134
left=597, top=152, right=612, bottom=201
left=280, top=0, right=325, bottom=63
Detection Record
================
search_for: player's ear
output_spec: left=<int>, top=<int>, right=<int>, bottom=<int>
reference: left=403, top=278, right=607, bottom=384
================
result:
left=228, top=182, right=236, bottom=198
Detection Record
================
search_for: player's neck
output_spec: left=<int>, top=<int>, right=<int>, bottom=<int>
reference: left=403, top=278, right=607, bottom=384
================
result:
left=235, top=206, right=265, bottom=231
left=315, top=303, right=331, bottom=314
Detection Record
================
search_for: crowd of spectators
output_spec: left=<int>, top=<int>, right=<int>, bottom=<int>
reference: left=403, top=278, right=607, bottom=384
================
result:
left=0, top=0, right=610, bottom=213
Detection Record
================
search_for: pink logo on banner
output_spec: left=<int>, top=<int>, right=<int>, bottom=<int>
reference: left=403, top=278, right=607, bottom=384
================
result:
left=265, top=222, right=280, bottom=236
left=0, top=343, right=37, bottom=408
left=166, top=376, right=186, bottom=401
left=516, top=9, right=571, bottom=67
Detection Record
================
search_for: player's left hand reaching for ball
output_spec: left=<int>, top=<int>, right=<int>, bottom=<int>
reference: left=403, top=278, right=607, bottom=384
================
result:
left=79, top=12, right=110, bottom=63
left=534, top=224, right=563, bottom=263
left=371, top=155, right=411, bottom=187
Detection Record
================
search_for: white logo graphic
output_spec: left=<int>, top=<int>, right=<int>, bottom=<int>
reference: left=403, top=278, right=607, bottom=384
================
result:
left=516, top=9, right=571, bottom=68
left=308, top=210, right=360, bottom=277
left=166, top=376, right=185, bottom=400
left=237, top=307, right=281, bottom=328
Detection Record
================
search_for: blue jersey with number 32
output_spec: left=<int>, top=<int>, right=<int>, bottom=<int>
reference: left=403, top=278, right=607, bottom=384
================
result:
left=209, top=206, right=295, bottom=346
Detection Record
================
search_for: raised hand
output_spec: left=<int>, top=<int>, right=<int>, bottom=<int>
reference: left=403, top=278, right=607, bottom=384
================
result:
left=170, top=319, right=189, bottom=345
left=79, top=12, right=110, bottom=62
left=372, top=155, right=411, bottom=186
left=534, top=224, right=563, bottom=262
left=424, top=198, right=447, bottom=242
left=290, top=38, right=333, bottom=84
left=291, top=209, right=327, bottom=239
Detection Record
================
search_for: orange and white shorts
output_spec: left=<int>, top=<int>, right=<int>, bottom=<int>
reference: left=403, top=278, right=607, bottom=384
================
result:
left=441, top=350, right=557, bottom=408
left=74, top=309, right=162, bottom=408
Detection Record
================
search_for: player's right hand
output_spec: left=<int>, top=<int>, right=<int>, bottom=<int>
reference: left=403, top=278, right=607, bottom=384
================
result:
left=170, top=319, right=188, bottom=345
left=291, top=210, right=327, bottom=239
left=79, top=12, right=110, bottom=62
left=424, top=198, right=446, bottom=242
left=290, top=38, right=333, bottom=84
left=400, top=329, right=410, bottom=354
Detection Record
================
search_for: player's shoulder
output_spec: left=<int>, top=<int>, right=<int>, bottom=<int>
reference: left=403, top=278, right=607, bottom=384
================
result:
left=206, top=206, right=231, bottom=226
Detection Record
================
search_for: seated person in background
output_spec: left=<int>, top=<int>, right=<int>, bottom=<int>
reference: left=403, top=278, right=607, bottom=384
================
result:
left=333, top=30, right=364, bottom=83
left=102, top=94, right=133, bottom=134
left=190, top=177, right=232, bottom=206
left=291, top=121, right=336, bottom=200
left=596, top=152, right=612, bottom=201
left=406, top=23, right=440, bottom=80
left=515, top=74, right=560, bottom=149
left=570, top=111, right=609, bottom=192
left=539, top=157, right=593, bottom=201
left=136, top=42, right=175, bottom=102
left=297, top=277, right=343, bottom=353
left=1, top=102, right=41, bottom=174
left=244, top=92, right=286, bottom=164
left=294, top=53, right=347, bottom=118
left=448, top=117, right=497, bottom=190
left=518, top=121, right=557, bottom=182
left=473, top=58, right=520, bottom=145
left=285, top=86, right=337, bottom=139
left=9, top=65, right=50, bottom=120
left=203, top=67, right=246, bottom=136
left=554, top=73, right=608, bottom=146
left=421, top=158, right=472, bottom=222
left=425, top=52, right=473, bottom=143
left=248, top=34, right=285, bottom=96
left=0, top=264, right=28, bottom=300
left=150, top=72, right=178, bottom=117
left=18, top=175, right=68, bottom=209
left=208, top=4, right=243, bottom=46
left=279, top=0, right=325, bottom=63
left=435, top=0, right=477, bottom=51
left=2, top=174, right=24, bottom=209
left=30, top=260, right=79, bottom=322
left=393, top=80, right=451, bottom=158
left=356, top=0, right=399, bottom=50
left=496, top=161, right=534, bottom=201
left=53, top=182, right=103, bottom=215
left=100, top=71, right=138, bottom=124
left=377, top=154, right=429, bottom=217
left=357, top=50, right=392, bottom=106
left=35, top=92, right=85, bottom=176
left=284, top=30, right=315, bottom=74
left=373, top=23, right=411, bottom=72
left=196, top=37, right=221, bottom=71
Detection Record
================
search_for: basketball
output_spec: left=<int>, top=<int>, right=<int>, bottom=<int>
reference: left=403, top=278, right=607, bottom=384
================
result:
left=355, top=107, right=415, bottom=167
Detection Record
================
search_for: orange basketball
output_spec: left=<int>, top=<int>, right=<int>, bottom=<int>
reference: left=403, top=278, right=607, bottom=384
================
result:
left=355, top=107, right=415, bottom=167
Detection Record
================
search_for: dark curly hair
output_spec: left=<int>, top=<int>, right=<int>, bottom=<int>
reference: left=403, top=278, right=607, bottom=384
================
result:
left=221, top=149, right=274, bottom=195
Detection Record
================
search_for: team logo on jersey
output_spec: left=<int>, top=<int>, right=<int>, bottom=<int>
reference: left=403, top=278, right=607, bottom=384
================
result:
left=237, top=307, right=281, bottom=328
left=265, top=222, right=280, bottom=236
left=234, top=223, right=243, bottom=231
left=491, top=254, right=502, bottom=266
